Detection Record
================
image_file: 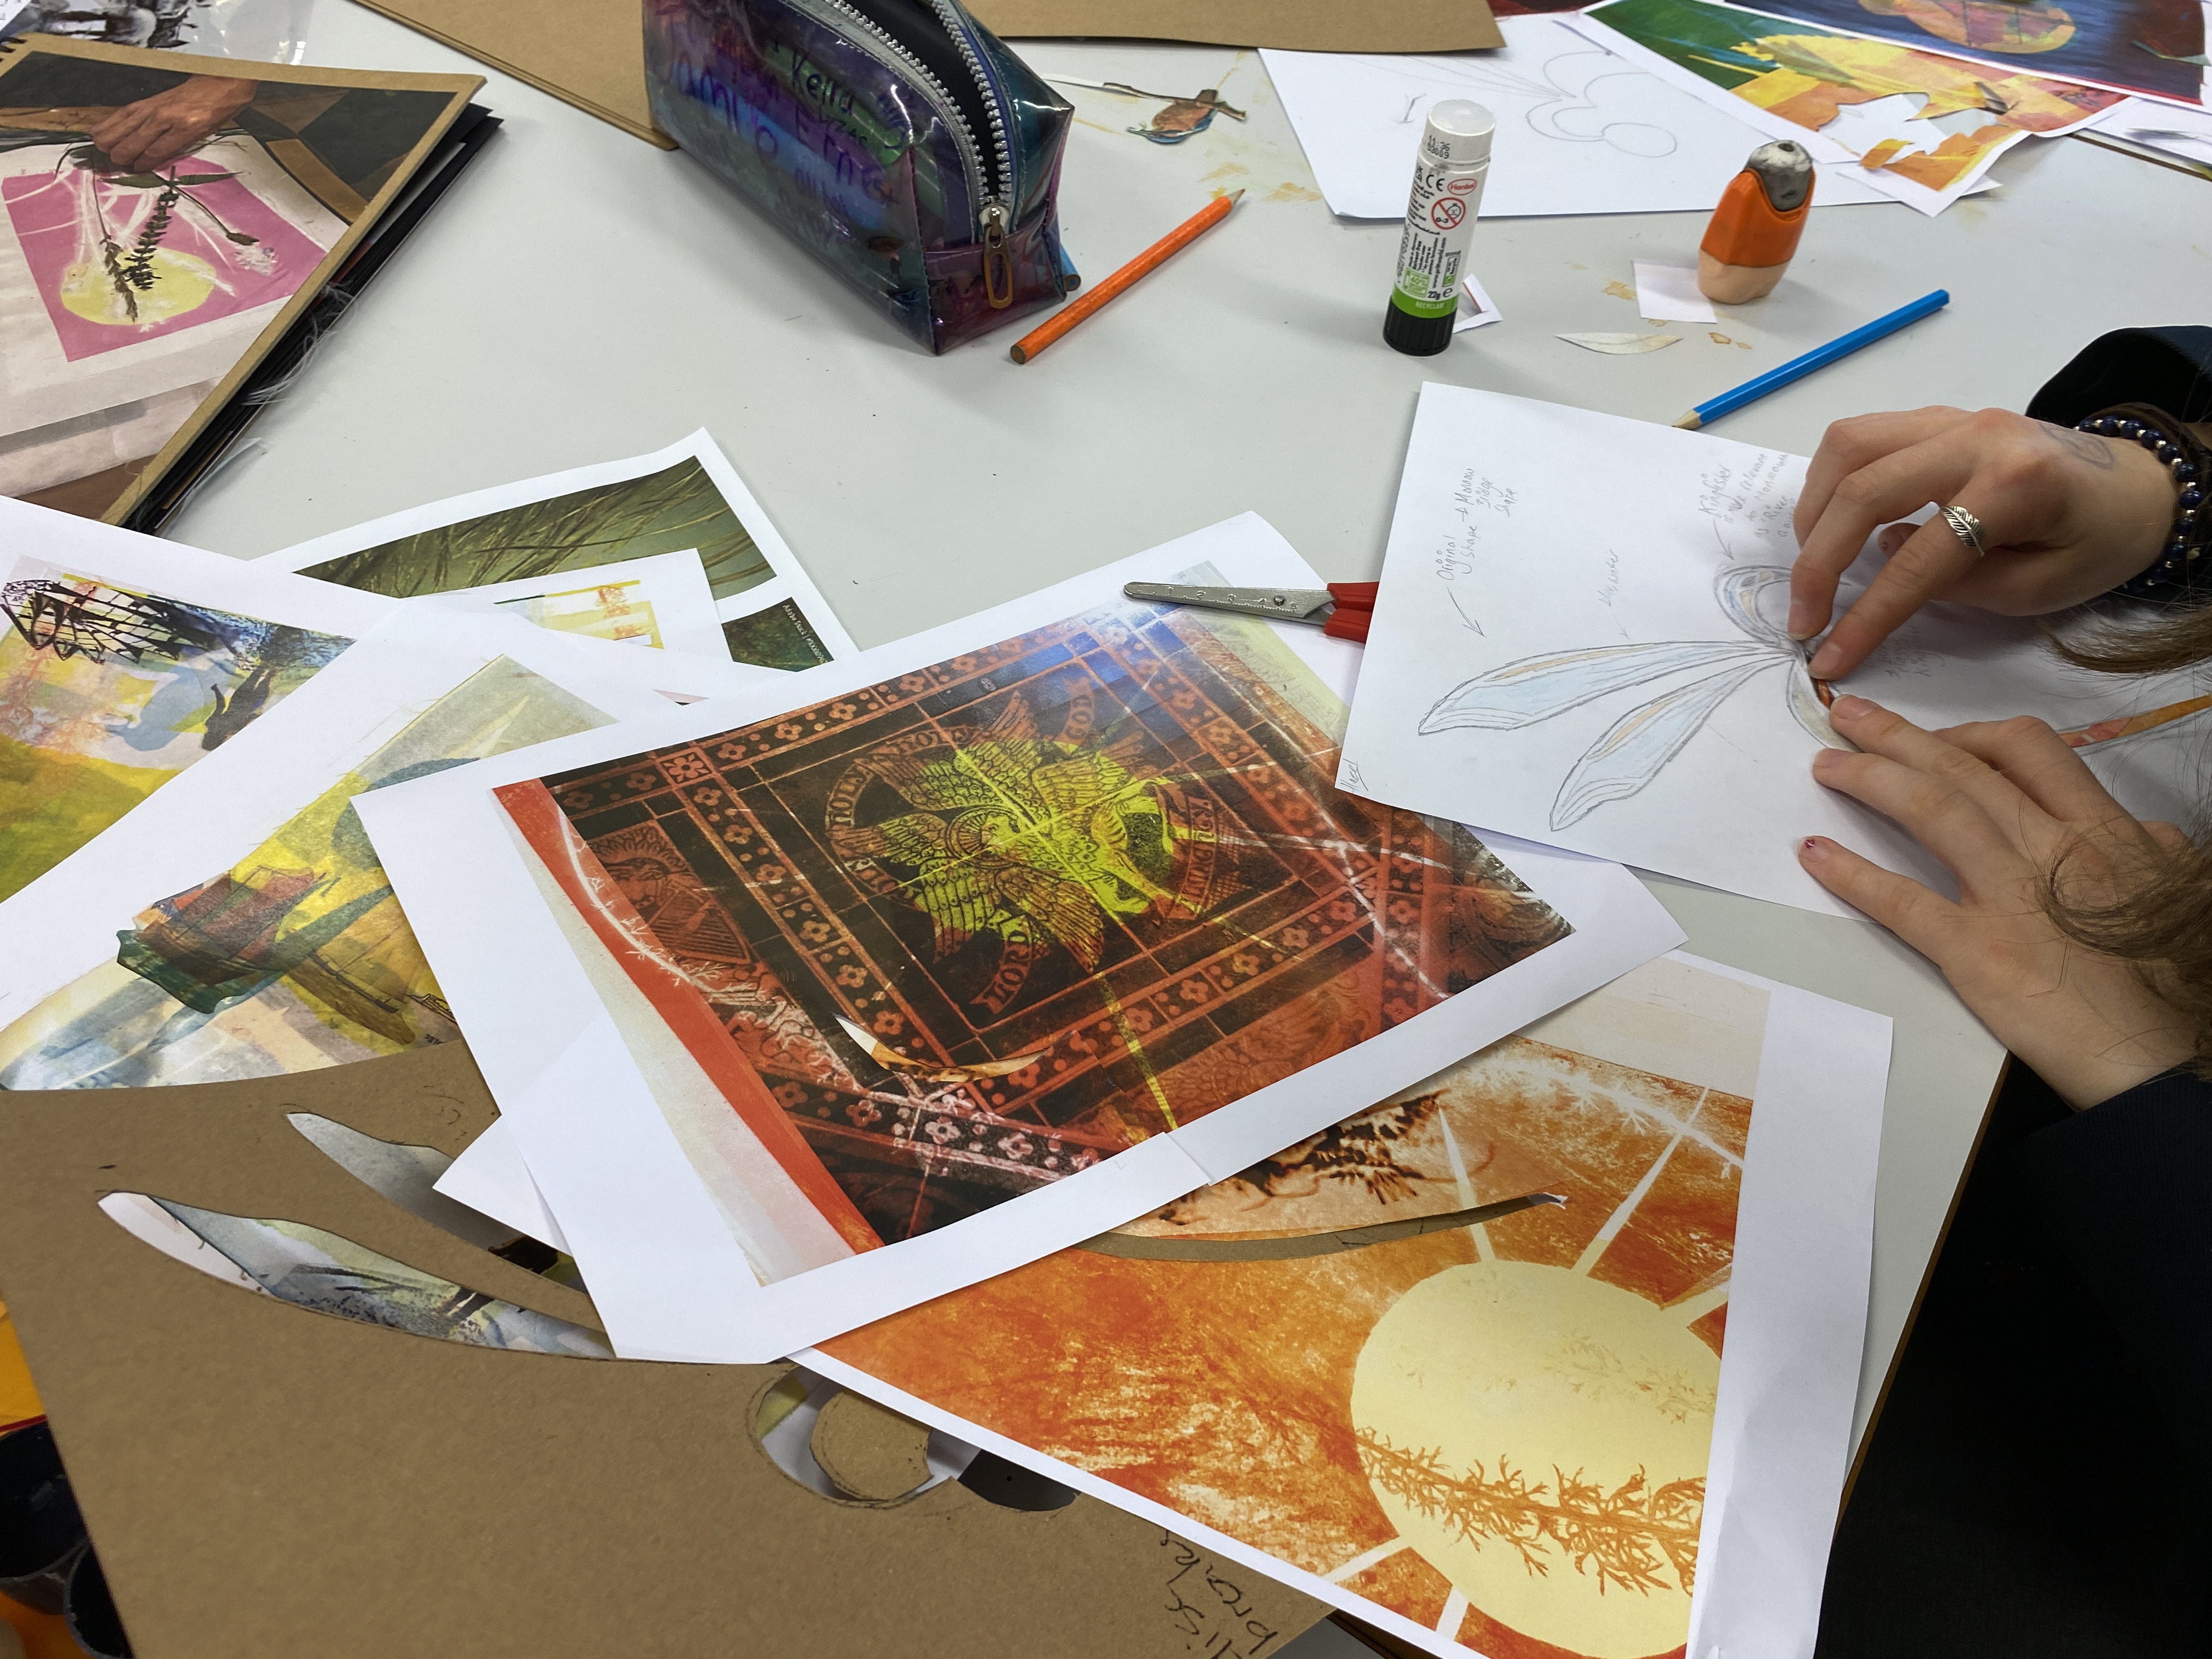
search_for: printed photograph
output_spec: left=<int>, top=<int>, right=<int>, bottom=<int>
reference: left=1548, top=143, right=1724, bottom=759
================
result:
left=0, top=555, right=352, bottom=900
left=287, top=455, right=838, bottom=671
left=1590, top=0, right=2126, bottom=195
left=1, top=43, right=470, bottom=518
left=0, top=657, right=610, bottom=1087
left=498, top=597, right=1573, bottom=1274
left=823, top=956, right=1768, bottom=1659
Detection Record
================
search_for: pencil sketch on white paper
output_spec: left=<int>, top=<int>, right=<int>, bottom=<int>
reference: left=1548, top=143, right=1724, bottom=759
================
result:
left=1418, top=567, right=1844, bottom=831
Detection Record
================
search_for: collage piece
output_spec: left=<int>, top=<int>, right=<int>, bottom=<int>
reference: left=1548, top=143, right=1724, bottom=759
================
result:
left=359, top=513, right=1685, bottom=1363
left=262, top=430, right=857, bottom=673
left=810, top=950, right=1889, bottom=1659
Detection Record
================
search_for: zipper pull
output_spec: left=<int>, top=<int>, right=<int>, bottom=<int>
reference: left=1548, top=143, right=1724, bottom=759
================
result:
left=981, top=201, right=1013, bottom=309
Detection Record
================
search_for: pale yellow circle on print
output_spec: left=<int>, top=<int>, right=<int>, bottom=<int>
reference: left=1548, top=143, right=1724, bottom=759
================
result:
left=60, top=249, right=219, bottom=327
left=1350, top=1260, right=1718, bottom=1659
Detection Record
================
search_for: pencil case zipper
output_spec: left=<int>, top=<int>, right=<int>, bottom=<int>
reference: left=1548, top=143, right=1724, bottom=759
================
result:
left=795, top=0, right=1019, bottom=306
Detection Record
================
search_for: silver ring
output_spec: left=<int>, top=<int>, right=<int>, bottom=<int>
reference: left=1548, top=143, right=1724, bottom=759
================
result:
left=1939, top=504, right=1989, bottom=558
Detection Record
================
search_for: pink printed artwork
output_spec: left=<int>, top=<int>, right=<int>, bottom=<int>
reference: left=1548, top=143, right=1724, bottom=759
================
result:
left=2, top=161, right=330, bottom=362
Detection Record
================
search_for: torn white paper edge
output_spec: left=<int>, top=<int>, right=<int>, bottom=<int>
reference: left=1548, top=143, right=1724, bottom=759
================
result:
left=1454, top=270, right=1503, bottom=334
left=802, top=950, right=1888, bottom=1659
left=261, top=429, right=858, bottom=662
left=1633, top=259, right=1717, bottom=324
left=366, top=513, right=1685, bottom=1363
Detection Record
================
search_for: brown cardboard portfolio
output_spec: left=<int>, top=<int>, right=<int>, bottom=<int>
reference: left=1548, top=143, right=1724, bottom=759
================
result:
left=0, top=1046, right=1325, bottom=1658
left=965, top=0, right=1504, bottom=51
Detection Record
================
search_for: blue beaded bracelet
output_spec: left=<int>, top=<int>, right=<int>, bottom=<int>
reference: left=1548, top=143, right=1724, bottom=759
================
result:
left=2078, top=404, right=2210, bottom=605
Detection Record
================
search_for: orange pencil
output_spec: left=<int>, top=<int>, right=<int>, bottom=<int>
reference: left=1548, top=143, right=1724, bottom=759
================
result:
left=1009, top=189, right=1243, bottom=364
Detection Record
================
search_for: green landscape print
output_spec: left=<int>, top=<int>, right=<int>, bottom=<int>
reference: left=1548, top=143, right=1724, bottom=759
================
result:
left=0, top=561, right=353, bottom=901
left=289, top=459, right=832, bottom=672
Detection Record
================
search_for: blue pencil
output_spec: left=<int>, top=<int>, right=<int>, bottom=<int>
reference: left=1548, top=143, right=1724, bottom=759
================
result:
left=1672, top=289, right=1950, bottom=431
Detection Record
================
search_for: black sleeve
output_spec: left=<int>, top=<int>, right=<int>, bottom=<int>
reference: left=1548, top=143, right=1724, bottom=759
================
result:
left=2024, top=326, right=2212, bottom=425
left=2011, top=1070, right=2212, bottom=1480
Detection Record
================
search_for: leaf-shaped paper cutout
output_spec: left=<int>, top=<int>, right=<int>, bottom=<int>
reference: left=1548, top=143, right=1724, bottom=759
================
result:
left=105, top=1194, right=612, bottom=1357
left=1551, top=661, right=1775, bottom=828
left=1714, top=566, right=1796, bottom=648
left=1419, top=641, right=1765, bottom=732
left=1784, top=661, right=1854, bottom=749
left=1558, top=332, right=1681, bottom=354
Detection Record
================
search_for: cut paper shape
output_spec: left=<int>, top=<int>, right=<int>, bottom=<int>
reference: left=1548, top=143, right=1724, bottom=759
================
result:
left=1632, top=258, right=1717, bottom=322
left=1558, top=330, right=1681, bottom=351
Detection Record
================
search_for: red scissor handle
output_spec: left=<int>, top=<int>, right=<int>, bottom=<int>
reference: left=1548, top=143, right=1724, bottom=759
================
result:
left=1322, top=581, right=1378, bottom=644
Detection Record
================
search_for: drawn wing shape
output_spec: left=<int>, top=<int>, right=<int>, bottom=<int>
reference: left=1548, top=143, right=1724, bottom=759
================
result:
left=1420, top=641, right=1764, bottom=732
left=1714, top=566, right=1795, bottom=648
left=1551, top=661, right=1773, bottom=829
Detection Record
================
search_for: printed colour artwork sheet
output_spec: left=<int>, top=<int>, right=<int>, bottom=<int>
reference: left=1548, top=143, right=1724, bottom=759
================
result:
left=1572, top=0, right=2127, bottom=212
left=1261, top=18, right=1894, bottom=219
left=1752, top=0, right=2207, bottom=106
left=265, top=431, right=857, bottom=674
left=0, top=607, right=754, bottom=1091
left=0, top=496, right=391, bottom=901
left=360, top=515, right=1685, bottom=1362
left=1335, top=385, right=2212, bottom=916
left=809, top=951, right=1891, bottom=1659
left=0, top=38, right=480, bottom=518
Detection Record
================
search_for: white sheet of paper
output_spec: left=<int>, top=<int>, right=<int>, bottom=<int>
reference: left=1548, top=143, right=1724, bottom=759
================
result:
left=801, top=949, right=1888, bottom=1659
left=2087, top=95, right=2212, bottom=166
left=1454, top=270, right=1504, bottom=334
left=409, top=550, right=726, bottom=659
left=362, top=514, right=1685, bottom=1363
left=1336, top=385, right=2212, bottom=917
left=0, top=607, right=746, bottom=1068
left=263, top=429, right=857, bottom=667
left=1633, top=259, right=1717, bottom=323
left=1262, top=20, right=1890, bottom=219
left=1562, top=6, right=2027, bottom=216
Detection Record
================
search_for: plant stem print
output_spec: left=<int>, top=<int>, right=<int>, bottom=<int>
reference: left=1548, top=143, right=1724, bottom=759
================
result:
left=0, top=659, right=610, bottom=1088
left=0, top=558, right=352, bottom=900
left=499, top=597, right=1571, bottom=1265
left=821, top=955, right=1769, bottom=1659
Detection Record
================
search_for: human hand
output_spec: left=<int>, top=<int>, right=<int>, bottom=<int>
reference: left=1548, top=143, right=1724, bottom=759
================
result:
left=1788, top=407, right=2177, bottom=681
left=1798, top=696, right=2194, bottom=1109
left=87, top=76, right=258, bottom=171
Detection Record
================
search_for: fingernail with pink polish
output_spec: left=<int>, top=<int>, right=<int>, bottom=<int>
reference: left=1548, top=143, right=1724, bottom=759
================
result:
left=1799, top=836, right=1828, bottom=860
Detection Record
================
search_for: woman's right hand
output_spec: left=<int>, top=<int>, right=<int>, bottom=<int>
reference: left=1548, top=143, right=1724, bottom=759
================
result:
left=1788, top=407, right=2178, bottom=681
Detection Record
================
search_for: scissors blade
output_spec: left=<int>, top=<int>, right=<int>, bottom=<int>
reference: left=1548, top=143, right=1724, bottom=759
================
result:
left=1123, top=582, right=1335, bottom=625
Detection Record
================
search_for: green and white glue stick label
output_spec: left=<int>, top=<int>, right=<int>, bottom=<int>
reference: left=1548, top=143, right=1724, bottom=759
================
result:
left=1390, top=100, right=1496, bottom=321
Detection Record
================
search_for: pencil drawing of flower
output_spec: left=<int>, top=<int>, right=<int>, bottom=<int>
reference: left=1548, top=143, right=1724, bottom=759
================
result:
left=1419, top=566, right=1848, bottom=831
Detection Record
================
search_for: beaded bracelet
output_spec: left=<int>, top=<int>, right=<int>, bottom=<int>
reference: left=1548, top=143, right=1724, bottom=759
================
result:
left=2076, top=403, right=2211, bottom=605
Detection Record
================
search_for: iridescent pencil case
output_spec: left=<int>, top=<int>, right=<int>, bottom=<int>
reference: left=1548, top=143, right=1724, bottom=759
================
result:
left=644, top=0, right=1076, bottom=353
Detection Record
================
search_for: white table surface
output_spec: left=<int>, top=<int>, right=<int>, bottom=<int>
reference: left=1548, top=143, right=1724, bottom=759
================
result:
left=167, top=0, right=2206, bottom=1596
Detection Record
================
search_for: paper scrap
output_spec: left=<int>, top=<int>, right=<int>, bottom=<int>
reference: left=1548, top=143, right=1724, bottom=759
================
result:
left=2085, top=97, right=2212, bottom=171
left=1633, top=260, right=1717, bottom=324
left=1558, top=331, right=1680, bottom=353
left=1454, top=270, right=1504, bottom=333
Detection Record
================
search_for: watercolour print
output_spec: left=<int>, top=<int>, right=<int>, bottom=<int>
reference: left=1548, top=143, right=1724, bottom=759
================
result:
left=0, top=553, right=352, bottom=899
left=0, top=39, right=478, bottom=519
left=499, top=594, right=1571, bottom=1261
left=811, top=952, right=1888, bottom=1659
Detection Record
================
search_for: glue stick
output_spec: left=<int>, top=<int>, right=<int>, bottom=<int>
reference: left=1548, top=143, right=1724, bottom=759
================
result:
left=1383, top=100, right=1494, bottom=357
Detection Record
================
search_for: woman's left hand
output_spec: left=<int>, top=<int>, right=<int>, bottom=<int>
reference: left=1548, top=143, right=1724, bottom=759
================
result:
left=1799, top=696, right=2195, bottom=1108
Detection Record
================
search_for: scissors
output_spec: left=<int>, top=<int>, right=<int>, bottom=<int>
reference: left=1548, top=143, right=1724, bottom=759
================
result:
left=1123, top=581, right=1378, bottom=642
